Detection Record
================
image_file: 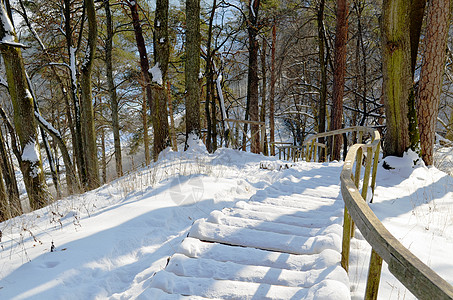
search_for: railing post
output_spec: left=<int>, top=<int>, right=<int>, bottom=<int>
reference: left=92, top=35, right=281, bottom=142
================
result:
left=349, top=147, right=363, bottom=238
left=341, top=206, right=352, bottom=272
left=310, top=140, right=315, bottom=161
left=370, top=142, right=381, bottom=202
left=260, top=123, right=265, bottom=154
left=365, top=249, right=383, bottom=300
left=358, top=130, right=363, bottom=144
left=313, top=142, right=318, bottom=162
left=361, top=147, right=374, bottom=201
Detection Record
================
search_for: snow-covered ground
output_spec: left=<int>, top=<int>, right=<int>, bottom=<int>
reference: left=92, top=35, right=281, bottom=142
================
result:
left=0, top=140, right=452, bottom=299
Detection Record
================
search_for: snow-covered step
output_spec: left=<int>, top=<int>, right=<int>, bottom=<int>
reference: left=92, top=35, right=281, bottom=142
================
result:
left=235, top=200, right=343, bottom=218
left=166, top=253, right=349, bottom=288
left=207, top=210, right=343, bottom=237
left=188, top=219, right=341, bottom=255
left=139, top=288, right=219, bottom=299
left=178, top=237, right=342, bottom=272
left=221, top=207, right=342, bottom=228
left=258, top=196, right=342, bottom=211
left=149, top=270, right=350, bottom=299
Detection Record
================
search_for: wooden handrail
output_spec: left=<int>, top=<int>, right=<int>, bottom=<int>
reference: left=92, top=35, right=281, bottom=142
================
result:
left=298, top=126, right=453, bottom=299
left=336, top=127, right=453, bottom=299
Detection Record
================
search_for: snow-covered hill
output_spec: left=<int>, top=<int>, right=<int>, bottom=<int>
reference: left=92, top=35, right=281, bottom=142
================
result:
left=0, top=141, right=452, bottom=299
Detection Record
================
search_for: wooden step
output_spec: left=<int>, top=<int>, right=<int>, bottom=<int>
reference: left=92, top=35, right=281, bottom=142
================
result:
left=188, top=219, right=341, bottom=255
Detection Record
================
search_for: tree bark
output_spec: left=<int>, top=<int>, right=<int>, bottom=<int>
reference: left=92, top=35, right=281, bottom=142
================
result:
left=247, top=0, right=261, bottom=154
left=417, top=0, right=450, bottom=165
left=0, top=4, right=52, bottom=209
left=0, top=164, right=10, bottom=222
left=260, top=37, right=268, bottom=156
left=34, top=111, right=81, bottom=194
left=185, top=0, right=201, bottom=145
left=64, top=0, right=86, bottom=189
left=153, top=0, right=170, bottom=160
left=167, top=81, right=178, bottom=151
left=205, top=0, right=217, bottom=153
left=409, top=0, right=427, bottom=76
left=381, top=0, right=412, bottom=157
left=18, top=0, right=78, bottom=182
left=317, top=0, right=327, bottom=161
left=79, top=0, right=99, bottom=190
left=331, top=0, right=348, bottom=161
left=270, top=23, right=276, bottom=156
left=0, top=126, right=20, bottom=216
left=142, top=89, right=151, bottom=165
left=104, top=0, right=123, bottom=178
left=129, top=2, right=154, bottom=161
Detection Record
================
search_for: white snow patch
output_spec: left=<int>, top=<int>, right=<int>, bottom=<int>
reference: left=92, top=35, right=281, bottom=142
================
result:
left=21, top=140, right=39, bottom=163
left=69, top=46, right=77, bottom=84
left=149, top=63, right=163, bottom=86
left=25, top=89, right=32, bottom=100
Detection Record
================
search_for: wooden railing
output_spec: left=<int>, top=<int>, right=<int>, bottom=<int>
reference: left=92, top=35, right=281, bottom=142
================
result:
left=301, top=127, right=453, bottom=299
left=225, top=119, right=266, bottom=153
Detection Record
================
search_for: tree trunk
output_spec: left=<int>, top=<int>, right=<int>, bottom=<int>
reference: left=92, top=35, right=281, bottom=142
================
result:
left=167, top=81, right=178, bottom=151
left=417, top=0, right=450, bottom=165
left=104, top=0, right=123, bottom=178
left=0, top=126, right=20, bottom=216
left=381, top=0, right=412, bottom=157
left=0, top=4, right=52, bottom=209
left=129, top=2, right=154, bottom=161
left=28, top=76, right=62, bottom=198
left=317, top=0, right=327, bottom=161
left=247, top=0, right=261, bottom=154
left=142, top=89, right=151, bottom=165
left=0, top=164, right=10, bottom=222
left=409, top=0, right=427, bottom=76
left=64, top=0, right=86, bottom=189
left=185, top=0, right=201, bottom=146
left=18, top=0, right=78, bottom=180
left=331, top=0, right=348, bottom=161
left=270, top=23, right=276, bottom=156
left=205, top=0, right=217, bottom=153
left=79, top=0, right=99, bottom=190
left=152, top=0, right=170, bottom=160
left=260, top=37, right=268, bottom=156
left=100, top=126, right=106, bottom=183
left=211, top=76, right=218, bottom=151
left=34, top=111, right=81, bottom=194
